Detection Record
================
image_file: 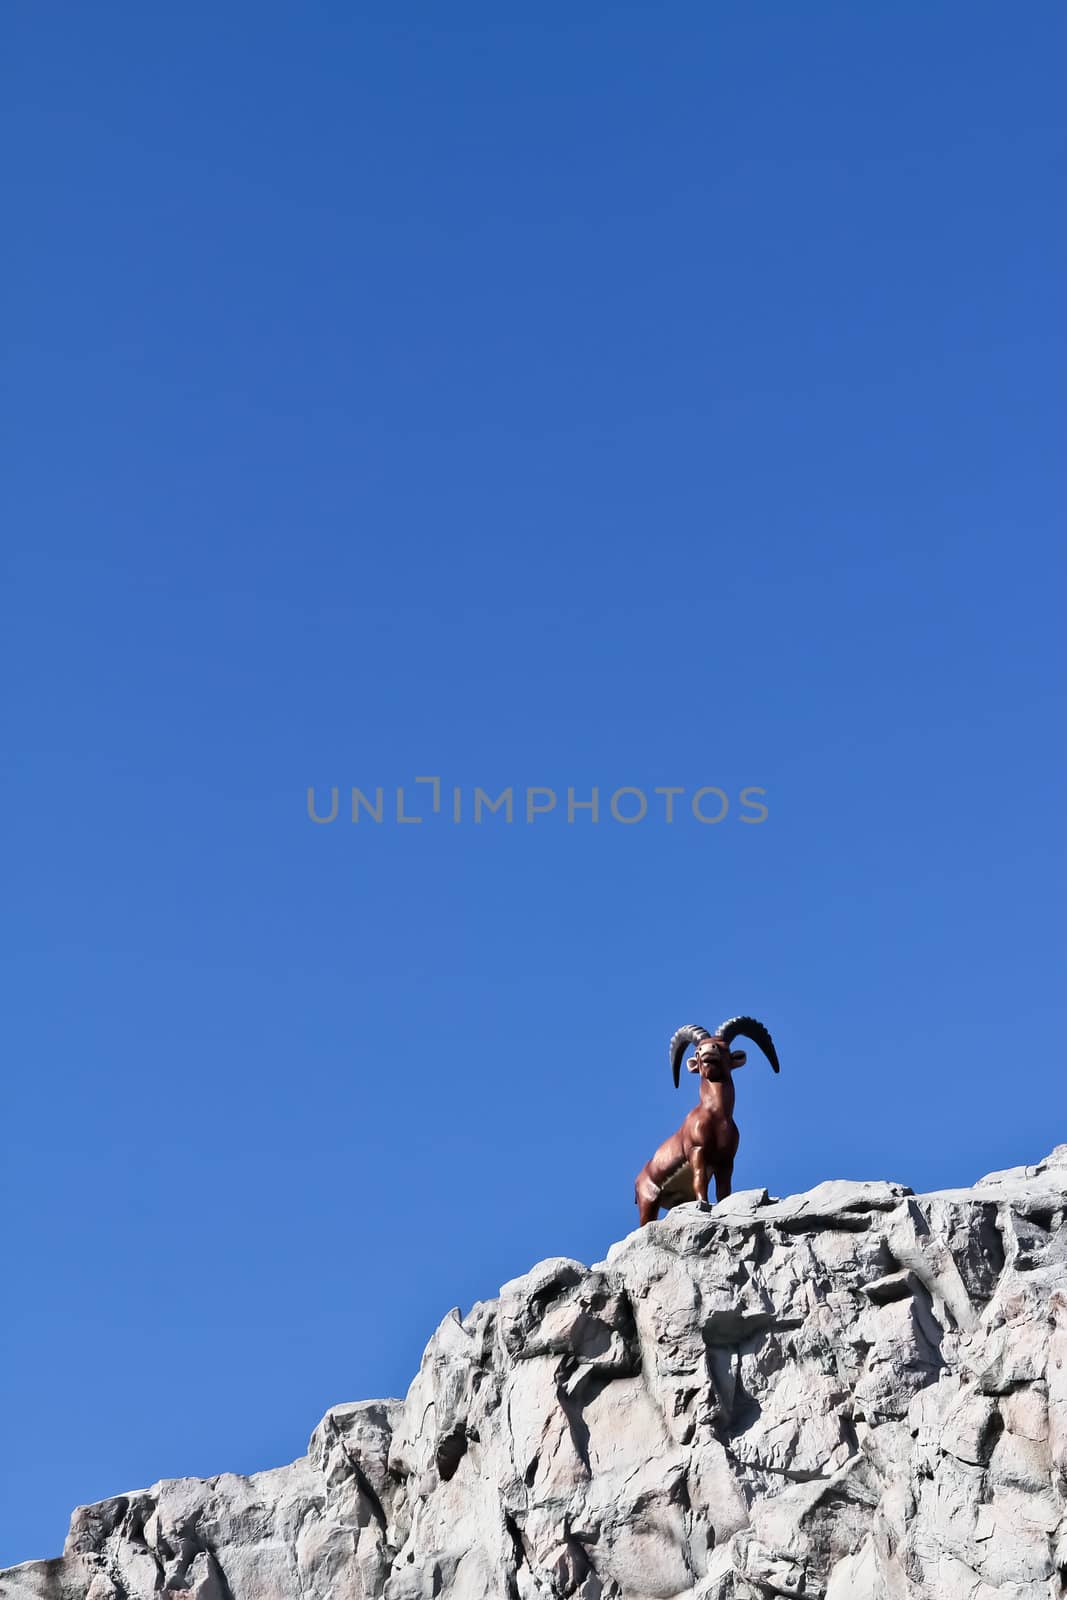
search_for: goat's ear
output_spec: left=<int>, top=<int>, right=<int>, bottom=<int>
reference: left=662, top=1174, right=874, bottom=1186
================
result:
left=687, top=1055, right=700, bottom=1073
left=730, top=1050, right=747, bottom=1069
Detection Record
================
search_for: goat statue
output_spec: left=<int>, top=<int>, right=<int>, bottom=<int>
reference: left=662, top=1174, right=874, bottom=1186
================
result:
left=635, top=1018, right=780, bottom=1225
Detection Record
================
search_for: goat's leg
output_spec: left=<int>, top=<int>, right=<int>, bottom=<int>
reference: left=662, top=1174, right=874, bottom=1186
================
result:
left=634, top=1166, right=662, bottom=1226
left=712, top=1119, right=741, bottom=1202
left=690, top=1145, right=710, bottom=1205
left=636, top=1130, right=687, bottom=1227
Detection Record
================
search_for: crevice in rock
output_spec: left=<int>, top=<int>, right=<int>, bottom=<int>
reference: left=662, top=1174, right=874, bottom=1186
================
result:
left=704, top=1343, right=736, bottom=1426
left=702, top=1311, right=776, bottom=1346
left=863, top=1270, right=915, bottom=1305
left=774, top=1214, right=872, bottom=1235
left=327, top=1414, right=391, bottom=1534
left=435, top=1424, right=468, bottom=1484
left=838, top=1411, right=861, bottom=1461
left=119, top=1500, right=148, bottom=1551
left=909, top=1280, right=947, bottom=1361
left=163, top=1547, right=236, bottom=1600
left=557, top=1370, right=612, bottom=1474
left=726, top=1451, right=831, bottom=1484
left=752, top=1230, right=775, bottom=1269
left=978, top=1407, right=1004, bottom=1471
left=503, top=1511, right=527, bottom=1600
left=354, top=1460, right=391, bottom=1535
left=716, top=1371, right=762, bottom=1446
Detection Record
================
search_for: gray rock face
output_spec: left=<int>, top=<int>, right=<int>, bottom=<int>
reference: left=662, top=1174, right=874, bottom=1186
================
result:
left=7, top=1150, right=1067, bottom=1599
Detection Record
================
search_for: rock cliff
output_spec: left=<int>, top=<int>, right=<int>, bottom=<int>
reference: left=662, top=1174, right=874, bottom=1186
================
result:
left=6, top=1149, right=1067, bottom=1600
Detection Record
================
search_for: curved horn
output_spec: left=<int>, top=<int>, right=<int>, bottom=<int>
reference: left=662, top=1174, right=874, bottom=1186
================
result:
left=716, top=1016, right=780, bottom=1074
left=669, top=1024, right=711, bottom=1088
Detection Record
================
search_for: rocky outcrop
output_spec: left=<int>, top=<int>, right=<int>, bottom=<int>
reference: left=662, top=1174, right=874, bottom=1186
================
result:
left=7, top=1150, right=1067, bottom=1600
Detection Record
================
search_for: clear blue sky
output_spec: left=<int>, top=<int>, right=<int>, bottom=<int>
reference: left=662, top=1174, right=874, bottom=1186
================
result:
left=5, top=0, right=1066, bottom=1568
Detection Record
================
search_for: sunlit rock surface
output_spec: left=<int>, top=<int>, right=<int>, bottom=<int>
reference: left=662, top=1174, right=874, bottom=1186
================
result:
left=7, top=1149, right=1067, bottom=1599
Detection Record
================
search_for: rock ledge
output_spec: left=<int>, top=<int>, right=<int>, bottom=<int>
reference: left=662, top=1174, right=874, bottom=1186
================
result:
left=6, top=1150, right=1067, bottom=1600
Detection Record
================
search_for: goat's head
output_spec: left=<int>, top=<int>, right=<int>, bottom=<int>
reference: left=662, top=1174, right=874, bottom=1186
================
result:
left=669, top=1017, right=780, bottom=1088
left=690, top=1035, right=745, bottom=1080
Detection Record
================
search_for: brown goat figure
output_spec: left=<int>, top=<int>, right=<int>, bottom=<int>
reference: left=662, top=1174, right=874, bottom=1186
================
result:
left=634, top=1018, right=779, bottom=1225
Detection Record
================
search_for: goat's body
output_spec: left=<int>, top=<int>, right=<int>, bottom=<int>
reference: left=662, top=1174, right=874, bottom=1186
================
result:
left=635, top=1073, right=740, bottom=1224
